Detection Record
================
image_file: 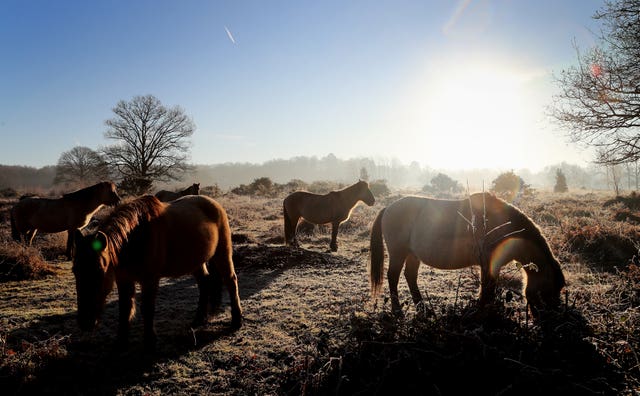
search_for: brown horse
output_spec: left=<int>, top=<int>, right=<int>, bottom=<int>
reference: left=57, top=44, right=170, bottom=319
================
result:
left=72, top=194, right=242, bottom=350
left=155, top=183, right=200, bottom=202
left=283, top=180, right=375, bottom=251
left=370, top=193, right=565, bottom=317
left=10, top=181, right=121, bottom=259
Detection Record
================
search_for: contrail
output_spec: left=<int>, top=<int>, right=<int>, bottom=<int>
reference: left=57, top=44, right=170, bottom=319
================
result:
left=443, top=0, right=472, bottom=34
left=224, top=26, right=236, bottom=44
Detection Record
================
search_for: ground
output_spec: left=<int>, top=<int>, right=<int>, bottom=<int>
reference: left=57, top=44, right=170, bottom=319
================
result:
left=0, top=192, right=638, bottom=395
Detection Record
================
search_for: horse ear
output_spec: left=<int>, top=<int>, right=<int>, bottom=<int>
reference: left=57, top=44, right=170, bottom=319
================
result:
left=93, top=231, right=108, bottom=252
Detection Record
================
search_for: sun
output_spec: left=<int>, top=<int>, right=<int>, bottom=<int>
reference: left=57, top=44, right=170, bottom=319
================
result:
left=399, top=59, right=538, bottom=170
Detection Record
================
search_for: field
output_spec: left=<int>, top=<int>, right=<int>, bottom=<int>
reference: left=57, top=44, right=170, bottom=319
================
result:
left=1, top=191, right=639, bottom=395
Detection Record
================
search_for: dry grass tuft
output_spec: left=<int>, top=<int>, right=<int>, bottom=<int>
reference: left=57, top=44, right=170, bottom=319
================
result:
left=0, top=241, right=57, bottom=281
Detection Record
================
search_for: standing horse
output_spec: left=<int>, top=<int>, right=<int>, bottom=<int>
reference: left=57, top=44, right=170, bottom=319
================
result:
left=10, top=181, right=121, bottom=259
left=370, top=193, right=565, bottom=317
left=283, top=180, right=375, bottom=252
left=155, top=183, right=200, bottom=202
left=72, top=195, right=242, bottom=350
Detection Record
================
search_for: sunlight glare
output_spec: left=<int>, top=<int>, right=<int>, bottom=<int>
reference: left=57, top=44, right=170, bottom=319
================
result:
left=401, top=60, right=539, bottom=170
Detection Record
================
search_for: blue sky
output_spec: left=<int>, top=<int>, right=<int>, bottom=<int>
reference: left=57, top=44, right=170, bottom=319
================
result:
left=0, top=0, right=601, bottom=171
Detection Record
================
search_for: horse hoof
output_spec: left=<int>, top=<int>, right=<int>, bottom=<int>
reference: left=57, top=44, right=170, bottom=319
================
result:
left=231, top=316, right=242, bottom=330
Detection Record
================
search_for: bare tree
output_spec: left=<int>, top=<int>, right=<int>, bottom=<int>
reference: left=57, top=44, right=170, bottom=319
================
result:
left=54, top=146, right=110, bottom=187
left=102, top=95, right=195, bottom=193
left=550, top=0, right=640, bottom=165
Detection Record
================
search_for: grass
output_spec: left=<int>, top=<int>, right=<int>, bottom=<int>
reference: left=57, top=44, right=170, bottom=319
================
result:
left=0, top=191, right=639, bottom=394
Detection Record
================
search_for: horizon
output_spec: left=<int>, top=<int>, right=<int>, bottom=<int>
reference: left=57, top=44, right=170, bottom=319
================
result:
left=1, top=1, right=601, bottom=171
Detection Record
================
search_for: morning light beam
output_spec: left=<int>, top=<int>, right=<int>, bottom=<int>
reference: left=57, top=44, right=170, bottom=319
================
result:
left=224, top=26, right=236, bottom=44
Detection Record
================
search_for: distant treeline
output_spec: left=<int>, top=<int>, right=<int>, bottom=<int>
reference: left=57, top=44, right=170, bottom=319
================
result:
left=0, top=154, right=629, bottom=194
left=0, top=165, right=56, bottom=193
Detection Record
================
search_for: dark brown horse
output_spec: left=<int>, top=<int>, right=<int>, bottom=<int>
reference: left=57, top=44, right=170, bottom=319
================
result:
left=72, top=194, right=242, bottom=350
left=155, top=183, right=200, bottom=202
left=370, top=193, right=565, bottom=316
left=10, top=181, right=121, bottom=259
left=283, top=180, right=375, bottom=251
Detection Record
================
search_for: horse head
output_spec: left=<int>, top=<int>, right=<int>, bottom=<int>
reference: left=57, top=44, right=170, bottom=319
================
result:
left=72, top=230, right=115, bottom=331
left=103, top=181, right=121, bottom=206
left=358, top=180, right=375, bottom=206
left=523, top=254, right=566, bottom=317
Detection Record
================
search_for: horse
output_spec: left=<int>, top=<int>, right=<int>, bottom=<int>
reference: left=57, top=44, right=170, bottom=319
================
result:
left=155, top=183, right=200, bottom=202
left=370, top=193, right=566, bottom=317
left=72, top=194, right=242, bottom=350
left=10, top=181, right=121, bottom=259
left=283, top=180, right=375, bottom=252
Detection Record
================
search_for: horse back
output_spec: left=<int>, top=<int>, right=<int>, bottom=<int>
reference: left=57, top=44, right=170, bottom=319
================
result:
left=11, top=197, right=74, bottom=233
left=284, top=191, right=340, bottom=224
left=145, top=195, right=231, bottom=277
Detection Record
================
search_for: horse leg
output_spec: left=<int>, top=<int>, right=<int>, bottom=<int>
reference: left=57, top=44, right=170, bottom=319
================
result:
left=140, top=279, right=159, bottom=352
left=404, top=254, right=423, bottom=305
left=479, top=263, right=498, bottom=305
left=330, top=221, right=340, bottom=252
left=192, top=265, right=210, bottom=327
left=387, top=249, right=407, bottom=313
left=65, top=229, right=74, bottom=259
left=116, top=280, right=136, bottom=348
left=210, top=253, right=242, bottom=329
left=287, top=215, right=301, bottom=247
left=26, top=229, right=37, bottom=245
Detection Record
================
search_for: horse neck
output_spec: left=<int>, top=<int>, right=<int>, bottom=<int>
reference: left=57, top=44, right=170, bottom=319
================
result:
left=337, top=183, right=364, bottom=205
left=101, top=196, right=164, bottom=265
left=64, top=185, right=105, bottom=212
left=506, top=206, right=563, bottom=285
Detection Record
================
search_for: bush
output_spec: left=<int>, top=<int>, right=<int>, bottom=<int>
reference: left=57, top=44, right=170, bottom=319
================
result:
left=554, top=169, right=568, bottom=193
left=201, top=184, right=223, bottom=197
left=0, top=187, right=18, bottom=198
left=423, top=173, right=462, bottom=196
left=0, top=242, right=56, bottom=281
left=491, top=171, right=533, bottom=201
left=369, top=179, right=390, bottom=197
left=118, top=177, right=152, bottom=196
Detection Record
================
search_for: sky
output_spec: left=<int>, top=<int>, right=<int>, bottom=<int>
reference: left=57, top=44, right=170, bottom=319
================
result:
left=0, top=0, right=602, bottom=172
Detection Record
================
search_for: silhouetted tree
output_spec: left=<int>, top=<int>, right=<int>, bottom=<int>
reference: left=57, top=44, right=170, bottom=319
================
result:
left=370, top=179, right=391, bottom=197
left=423, top=173, right=462, bottom=196
left=54, top=146, right=110, bottom=187
left=554, top=169, right=569, bottom=192
left=551, top=0, right=640, bottom=165
left=102, top=95, right=195, bottom=193
left=491, top=171, right=532, bottom=201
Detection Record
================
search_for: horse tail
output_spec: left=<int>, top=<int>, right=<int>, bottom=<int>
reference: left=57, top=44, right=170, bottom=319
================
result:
left=10, top=207, right=20, bottom=241
left=370, top=207, right=386, bottom=298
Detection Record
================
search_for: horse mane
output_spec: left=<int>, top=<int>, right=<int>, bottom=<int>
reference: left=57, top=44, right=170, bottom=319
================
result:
left=99, top=195, right=165, bottom=264
left=486, top=193, right=565, bottom=287
left=63, top=181, right=111, bottom=201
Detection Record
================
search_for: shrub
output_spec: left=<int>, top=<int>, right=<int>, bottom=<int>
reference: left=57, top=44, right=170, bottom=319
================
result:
left=554, top=169, right=569, bottom=193
left=423, top=173, right=462, bottom=196
left=0, top=242, right=56, bottom=281
left=369, top=179, right=390, bottom=197
left=201, top=184, right=223, bottom=197
left=491, top=171, right=533, bottom=201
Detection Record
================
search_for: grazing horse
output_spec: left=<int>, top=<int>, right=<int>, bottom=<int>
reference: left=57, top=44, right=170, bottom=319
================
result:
left=283, top=180, right=375, bottom=252
left=10, top=181, right=121, bottom=259
left=155, top=183, right=200, bottom=202
left=370, top=193, right=565, bottom=317
left=72, top=195, right=242, bottom=350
